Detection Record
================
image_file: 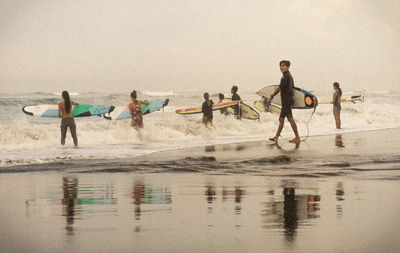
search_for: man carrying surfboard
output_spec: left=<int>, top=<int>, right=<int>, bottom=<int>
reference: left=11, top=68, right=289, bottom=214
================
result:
left=129, top=90, right=148, bottom=129
left=269, top=61, right=301, bottom=144
left=231, top=86, right=241, bottom=119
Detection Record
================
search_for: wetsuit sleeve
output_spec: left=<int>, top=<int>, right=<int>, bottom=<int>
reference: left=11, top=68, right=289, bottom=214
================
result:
left=202, top=102, right=206, bottom=114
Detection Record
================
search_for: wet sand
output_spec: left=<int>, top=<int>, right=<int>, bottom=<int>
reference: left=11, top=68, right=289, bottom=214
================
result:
left=1, top=128, right=400, bottom=253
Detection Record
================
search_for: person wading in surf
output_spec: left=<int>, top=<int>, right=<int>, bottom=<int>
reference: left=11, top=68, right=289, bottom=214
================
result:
left=129, top=90, right=148, bottom=129
left=58, top=91, right=79, bottom=146
left=332, top=82, right=342, bottom=129
left=269, top=60, right=301, bottom=144
left=231, top=86, right=241, bottom=119
left=202, top=92, right=214, bottom=127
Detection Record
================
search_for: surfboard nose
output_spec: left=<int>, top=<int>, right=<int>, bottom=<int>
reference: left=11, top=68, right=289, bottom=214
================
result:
left=22, top=106, right=33, bottom=116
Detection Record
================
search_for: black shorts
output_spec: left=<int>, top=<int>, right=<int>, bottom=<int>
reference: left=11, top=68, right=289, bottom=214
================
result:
left=280, top=106, right=292, bottom=118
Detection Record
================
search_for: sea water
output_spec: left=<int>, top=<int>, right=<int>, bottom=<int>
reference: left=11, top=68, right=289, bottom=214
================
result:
left=0, top=90, right=399, bottom=167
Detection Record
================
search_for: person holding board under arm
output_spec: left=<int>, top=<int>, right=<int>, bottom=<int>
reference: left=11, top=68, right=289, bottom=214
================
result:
left=58, top=91, right=79, bottom=146
left=202, top=92, right=214, bottom=127
left=269, top=60, right=301, bottom=144
left=231, top=85, right=241, bottom=119
left=129, top=90, right=148, bottom=129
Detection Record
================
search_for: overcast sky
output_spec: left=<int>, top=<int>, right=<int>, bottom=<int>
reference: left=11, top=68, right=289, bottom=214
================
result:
left=0, top=0, right=399, bottom=94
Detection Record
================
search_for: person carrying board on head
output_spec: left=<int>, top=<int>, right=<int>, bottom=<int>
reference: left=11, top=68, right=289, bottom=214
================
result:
left=202, top=92, right=214, bottom=127
left=58, top=91, right=79, bottom=146
left=129, top=90, right=148, bottom=129
left=269, top=60, right=301, bottom=144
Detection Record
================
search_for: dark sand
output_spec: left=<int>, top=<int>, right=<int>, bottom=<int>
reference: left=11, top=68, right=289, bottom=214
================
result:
left=1, top=128, right=400, bottom=253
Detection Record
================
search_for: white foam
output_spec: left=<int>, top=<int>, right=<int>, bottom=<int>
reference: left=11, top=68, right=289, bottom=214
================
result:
left=142, top=90, right=175, bottom=96
left=1, top=90, right=399, bottom=166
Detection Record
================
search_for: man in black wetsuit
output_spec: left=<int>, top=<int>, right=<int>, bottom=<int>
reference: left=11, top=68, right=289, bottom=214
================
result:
left=231, top=86, right=241, bottom=119
left=269, top=60, right=300, bottom=144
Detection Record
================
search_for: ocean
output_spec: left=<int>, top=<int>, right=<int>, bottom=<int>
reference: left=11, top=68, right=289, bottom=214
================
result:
left=0, top=89, right=399, bottom=168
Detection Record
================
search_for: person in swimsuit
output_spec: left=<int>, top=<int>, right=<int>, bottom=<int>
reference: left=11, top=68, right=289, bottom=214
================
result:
left=218, top=93, right=229, bottom=115
left=231, top=86, right=241, bottom=119
left=269, top=60, right=300, bottom=144
left=332, top=82, right=342, bottom=129
left=58, top=91, right=79, bottom=146
left=202, top=92, right=214, bottom=127
left=129, top=90, right=149, bottom=129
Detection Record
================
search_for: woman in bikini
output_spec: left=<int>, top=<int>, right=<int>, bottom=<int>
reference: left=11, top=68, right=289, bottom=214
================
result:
left=58, top=91, right=79, bottom=146
left=129, top=90, right=148, bottom=129
left=332, top=82, right=342, bottom=129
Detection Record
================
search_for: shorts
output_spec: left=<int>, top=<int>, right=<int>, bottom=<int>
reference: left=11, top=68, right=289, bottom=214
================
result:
left=280, top=106, right=293, bottom=118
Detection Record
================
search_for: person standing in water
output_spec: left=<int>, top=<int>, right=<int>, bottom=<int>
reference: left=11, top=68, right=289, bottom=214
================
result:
left=269, top=60, right=301, bottom=144
left=332, top=82, right=342, bottom=129
left=218, top=93, right=229, bottom=115
left=58, top=91, right=79, bottom=146
left=231, top=86, right=241, bottom=119
left=202, top=92, right=214, bottom=127
left=129, top=90, right=149, bottom=129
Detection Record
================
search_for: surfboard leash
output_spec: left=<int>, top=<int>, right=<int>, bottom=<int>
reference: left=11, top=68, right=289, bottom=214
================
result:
left=302, top=106, right=317, bottom=142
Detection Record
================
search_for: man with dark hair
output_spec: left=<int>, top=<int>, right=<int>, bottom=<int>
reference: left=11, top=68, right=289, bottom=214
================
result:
left=231, top=85, right=241, bottom=119
left=269, top=61, right=301, bottom=144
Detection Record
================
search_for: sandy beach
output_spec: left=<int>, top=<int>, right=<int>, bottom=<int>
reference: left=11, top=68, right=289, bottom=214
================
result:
left=1, top=128, right=400, bottom=253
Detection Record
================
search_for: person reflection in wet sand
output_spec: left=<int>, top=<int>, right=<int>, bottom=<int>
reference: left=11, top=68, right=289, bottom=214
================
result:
left=205, top=185, right=216, bottom=204
left=335, top=134, right=345, bottom=147
left=133, top=181, right=145, bottom=220
left=283, top=187, right=298, bottom=242
left=61, top=177, right=78, bottom=235
left=270, top=141, right=300, bottom=150
left=336, top=182, right=345, bottom=218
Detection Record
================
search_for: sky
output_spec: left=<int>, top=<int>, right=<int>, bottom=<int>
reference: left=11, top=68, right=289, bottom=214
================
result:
left=0, top=0, right=399, bottom=94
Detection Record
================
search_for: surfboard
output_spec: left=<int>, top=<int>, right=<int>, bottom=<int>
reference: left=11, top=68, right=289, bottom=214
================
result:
left=257, top=85, right=318, bottom=109
left=222, top=99, right=260, bottom=120
left=22, top=104, right=115, bottom=118
left=254, top=99, right=282, bottom=114
left=103, top=98, right=169, bottom=120
left=318, top=95, right=364, bottom=104
left=175, top=100, right=241, bottom=115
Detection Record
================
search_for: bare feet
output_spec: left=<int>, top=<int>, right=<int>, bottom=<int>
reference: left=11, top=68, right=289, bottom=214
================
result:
left=269, top=136, right=279, bottom=142
left=289, top=138, right=301, bottom=144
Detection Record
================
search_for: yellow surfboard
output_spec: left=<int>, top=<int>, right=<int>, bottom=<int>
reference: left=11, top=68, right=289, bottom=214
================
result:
left=176, top=100, right=241, bottom=115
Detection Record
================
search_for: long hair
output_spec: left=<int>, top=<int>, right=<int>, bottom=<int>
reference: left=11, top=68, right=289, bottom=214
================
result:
left=333, top=82, right=342, bottom=96
left=62, top=91, right=71, bottom=113
left=204, top=92, right=211, bottom=106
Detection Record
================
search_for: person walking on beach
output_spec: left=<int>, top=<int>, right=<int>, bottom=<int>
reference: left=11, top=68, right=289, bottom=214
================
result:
left=269, top=60, right=301, bottom=144
left=231, top=86, right=241, bottom=119
left=202, top=92, right=214, bottom=127
left=332, top=82, right=342, bottom=129
left=58, top=91, right=79, bottom=146
left=129, top=90, right=148, bottom=129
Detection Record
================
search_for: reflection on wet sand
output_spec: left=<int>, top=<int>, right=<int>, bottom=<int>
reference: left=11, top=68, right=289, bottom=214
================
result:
left=61, top=176, right=118, bottom=235
left=132, top=180, right=172, bottom=224
left=62, top=177, right=78, bottom=235
left=335, top=134, right=345, bottom=147
left=206, top=184, right=245, bottom=214
left=262, top=185, right=321, bottom=243
left=336, top=182, right=345, bottom=218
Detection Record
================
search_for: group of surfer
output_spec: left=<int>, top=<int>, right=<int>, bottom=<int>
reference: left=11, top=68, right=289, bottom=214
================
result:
left=57, top=60, right=342, bottom=147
